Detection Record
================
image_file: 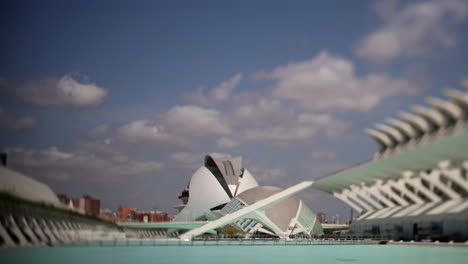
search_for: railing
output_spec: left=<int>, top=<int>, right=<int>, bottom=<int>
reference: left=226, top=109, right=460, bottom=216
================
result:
left=61, top=234, right=391, bottom=247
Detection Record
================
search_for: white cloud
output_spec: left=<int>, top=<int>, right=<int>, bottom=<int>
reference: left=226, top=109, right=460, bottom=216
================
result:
left=169, top=152, right=203, bottom=169
left=372, top=0, right=399, bottom=21
left=0, top=107, right=38, bottom=129
left=185, top=73, right=243, bottom=106
left=116, top=119, right=187, bottom=147
left=297, top=113, right=348, bottom=138
left=311, top=150, right=337, bottom=160
left=0, top=74, right=108, bottom=107
left=6, top=146, right=164, bottom=181
left=216, top=137, right=240, bottom=149
left=233, top=98, right=293, bottom=125
left=162, top=105, right=231, bottom=137
left=356, top=0, right=468, bottom=64
left=83, top=123, right=110, bottom=138
left=248, top=167, right=285, bottom=184
left=254, top=51, right=419, bottom=111
left=244, top=126, right=315, bottom=146
left=208, top=152, right=233, bottom=161
left=242, top=112, right=347, bottom=146
left=111, top=105, right=230, bottom=149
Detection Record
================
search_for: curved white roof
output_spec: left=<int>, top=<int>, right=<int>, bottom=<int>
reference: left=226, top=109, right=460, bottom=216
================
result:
left=0, top=166, right=60, bottom=206
left=365, top=89, right=468, bottom=157
left=175, top=155, right=258, bottom=222
left=175, top=166, right=232, bottom=221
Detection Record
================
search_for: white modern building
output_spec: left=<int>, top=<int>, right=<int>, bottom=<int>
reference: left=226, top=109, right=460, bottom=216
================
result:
left=175, top=155, right=323, bottom=239
left=312, top=87, right=468, bottom=241
left=174, top=155, right=259, bottom=222
left=0, top=165, right=61, bottom=207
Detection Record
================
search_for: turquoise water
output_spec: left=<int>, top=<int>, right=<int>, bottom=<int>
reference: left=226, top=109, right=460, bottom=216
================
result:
left=1, top=244, right=467, bottom=264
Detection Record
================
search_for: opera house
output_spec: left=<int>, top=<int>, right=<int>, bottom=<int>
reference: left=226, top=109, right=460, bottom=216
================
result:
left=174, top=155, right=323, bottom=239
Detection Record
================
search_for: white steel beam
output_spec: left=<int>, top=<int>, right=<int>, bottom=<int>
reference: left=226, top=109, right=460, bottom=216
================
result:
left=361, top=183, right=397, bottom=208
left=342, top=188, right=374, bottom=212
left=405, top=176, right=442, bottom=202
left=420, top=170, right=461, bottom=200
left=375, top=180, right=409, bottom=206
left=440, top=168, right=468, bottom=192
left=332, top=191, right=364, bottom=213
left=352, top=185, right=384, bottom=209
left=388, top=178, right=424, bottom=204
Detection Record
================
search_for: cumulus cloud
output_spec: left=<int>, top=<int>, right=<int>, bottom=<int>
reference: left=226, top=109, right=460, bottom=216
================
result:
left=169, top=152, right=203, bottom=169
left=248, top=167, right=285, bottom=184
left=184, top=73, right=243, bottom=106
left=356, top=0, right=468, bottom=64
left=161, top=105, right=231, bottom=137
left=243, top=112, right=347, bottom=146
left=83, top=123, right=110, bottom=138
left=116, top=119, right=187, bottom=147
left=0, top=107, right=38, bottom=130
left=233, top=98, right=294, bottom=125
left=254, top=51, right=420, bottom=111
left=0, top=74, right=108, bottom=107
left=110, top=105, right=231, bottom=149
left=216, top=137, right=240, bottom=149
left=206, top=152, right=233, bottom=160
left=311, top=150, right=337, bottom=160
left=6, top=146, right=164, bottom=181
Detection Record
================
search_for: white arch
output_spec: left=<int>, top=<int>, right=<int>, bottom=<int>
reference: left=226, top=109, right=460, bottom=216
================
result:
left=342, top=188, right=374, bottom=212
left=426, top=97, right=463, bottom=120
left=365, top=128, right=394, bottom=149
left=375, top=123, right=405, bottom=143
left=385, top=118, right=417, bottom=138
left=398, top=111, right=431, bottom=133
left=332, top=191, right=364, bottom=213
left=411, top=105, right=447, bottom=127
left=444, top=89, right=468, bottom=107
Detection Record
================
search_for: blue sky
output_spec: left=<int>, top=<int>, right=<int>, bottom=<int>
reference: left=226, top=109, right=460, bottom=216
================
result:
left=1, top=0, right=467, bottom=220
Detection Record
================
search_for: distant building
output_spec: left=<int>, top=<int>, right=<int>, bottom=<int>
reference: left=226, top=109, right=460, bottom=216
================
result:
left=118, top=205, right=134, bottom=221
left=99, top=208, right=118, bottom=222
left=132, top=211, right=170, bottom=223
left=118, top=205, right=171, bottom=223
left=83, top=195, right=100, bottom=217
left=316, top=212, right=326, bottom=223
left=57, top=194, right=100, bottom=217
